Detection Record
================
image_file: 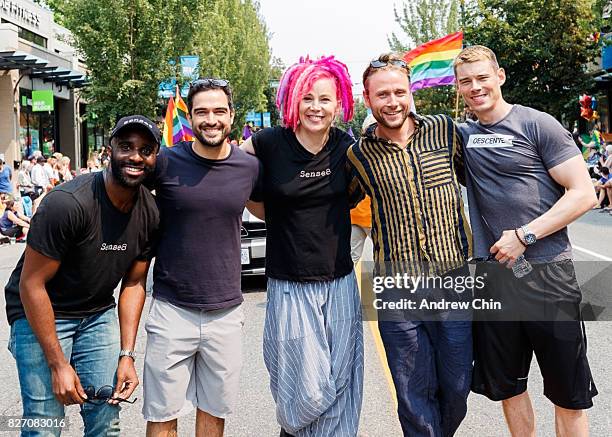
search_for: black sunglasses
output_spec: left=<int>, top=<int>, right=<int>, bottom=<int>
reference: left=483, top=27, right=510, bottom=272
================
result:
left=190, top=78, right=229, bottom=88
left=370, top=59, right=409, bottom=70
left=83, top=385, right=137, bottom=405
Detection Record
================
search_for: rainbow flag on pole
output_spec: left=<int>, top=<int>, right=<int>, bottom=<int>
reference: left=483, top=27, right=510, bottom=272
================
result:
left=404, top=31, right=463, bottom=92
left=161, top=87, right=194, bottom=147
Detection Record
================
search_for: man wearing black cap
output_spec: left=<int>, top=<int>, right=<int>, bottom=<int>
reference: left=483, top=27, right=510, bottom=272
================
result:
left=5, top=115, right=161, bottom=436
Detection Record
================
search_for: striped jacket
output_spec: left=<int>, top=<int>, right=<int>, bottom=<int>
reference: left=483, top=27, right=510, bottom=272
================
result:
left=347, top=113, right=472, bottom=276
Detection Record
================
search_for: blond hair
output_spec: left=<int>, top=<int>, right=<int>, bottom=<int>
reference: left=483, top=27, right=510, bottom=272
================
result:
left=453, top=45, right=499, bottom=74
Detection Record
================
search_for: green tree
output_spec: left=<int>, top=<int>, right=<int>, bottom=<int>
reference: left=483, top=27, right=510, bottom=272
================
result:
left=59, top=0, right=201, bottom=126
left=264, top=56, right=285, bottom=127
left=464, top=0, right=599, bottom=124
left=335, top=99, right=369, bottom=140
left=388, top=0, right=460, bottom=117
left=194, top=0, right=271, bottom=139
left=44, top=0, right=272, bottom=137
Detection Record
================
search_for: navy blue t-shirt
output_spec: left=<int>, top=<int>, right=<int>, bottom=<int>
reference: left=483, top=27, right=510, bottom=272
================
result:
left=151, top=141, right=262, bottom=310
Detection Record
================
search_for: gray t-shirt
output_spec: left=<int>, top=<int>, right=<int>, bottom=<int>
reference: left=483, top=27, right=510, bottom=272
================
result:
left=458, top=104, right=581, bottom=263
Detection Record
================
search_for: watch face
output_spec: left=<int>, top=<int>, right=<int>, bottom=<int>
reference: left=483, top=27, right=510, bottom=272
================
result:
left=525, top=233, right=536, bottom=245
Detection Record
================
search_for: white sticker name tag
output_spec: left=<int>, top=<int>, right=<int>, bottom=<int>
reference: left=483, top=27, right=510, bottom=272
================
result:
left=467, top=134, right=514, bottom=148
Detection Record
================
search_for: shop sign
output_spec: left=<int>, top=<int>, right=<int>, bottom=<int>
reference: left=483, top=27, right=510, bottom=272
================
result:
left=32, top=90, right=54, bottom=112
left=0, top=0, right=41, bottom=28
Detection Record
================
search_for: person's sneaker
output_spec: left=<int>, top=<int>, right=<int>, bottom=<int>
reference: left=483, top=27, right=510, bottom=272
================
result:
left=279, top=429, right=295, bottom=437
left=0, top=236, right=9, bottom=245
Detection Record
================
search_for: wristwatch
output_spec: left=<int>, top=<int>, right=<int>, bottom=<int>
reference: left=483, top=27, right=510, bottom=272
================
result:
left=520, top=225, right=537, bottom=246
left=119, top=350, right=136, bottom=361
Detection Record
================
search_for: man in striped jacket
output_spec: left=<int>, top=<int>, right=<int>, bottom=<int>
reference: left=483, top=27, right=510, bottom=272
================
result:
left=347, top=53, right=472, bottom=437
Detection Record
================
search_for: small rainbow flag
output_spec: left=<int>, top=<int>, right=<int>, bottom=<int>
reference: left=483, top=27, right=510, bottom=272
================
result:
left=404, top=31, right=463, bottom=92
left=161, top=87, right=194, bottom=147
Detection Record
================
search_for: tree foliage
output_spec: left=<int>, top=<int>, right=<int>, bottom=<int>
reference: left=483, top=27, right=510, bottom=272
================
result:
left=335, top=99, right=370, bottom=140
left=388, top=0, right=460, bottom=117
left=194, top=0, right=271, bottom=138
left=57, top=0, right=201, bottom=125
left=44, top=0, right=272, bottom=135
left=464, top=0, right=599, bottom=124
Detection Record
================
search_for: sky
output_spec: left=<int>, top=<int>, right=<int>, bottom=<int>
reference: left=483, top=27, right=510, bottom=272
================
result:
left=257, top=0, right=405, bottom=95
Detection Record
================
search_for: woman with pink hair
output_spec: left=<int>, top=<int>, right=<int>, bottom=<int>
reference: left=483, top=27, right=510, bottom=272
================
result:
left=242, top=56, right=363, bottom=437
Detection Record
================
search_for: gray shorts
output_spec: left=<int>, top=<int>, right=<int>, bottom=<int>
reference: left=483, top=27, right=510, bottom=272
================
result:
left=142, top=298, right=244, bottom=422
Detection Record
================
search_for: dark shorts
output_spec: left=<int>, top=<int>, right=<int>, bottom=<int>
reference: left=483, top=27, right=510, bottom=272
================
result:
left=471, top=260, right=598, bottom=409
left=0, top=226, right=21, bottom=238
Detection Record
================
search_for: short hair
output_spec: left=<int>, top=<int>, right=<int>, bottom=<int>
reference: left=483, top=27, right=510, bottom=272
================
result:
left=453, top=45, right=500, bottom=74
left=603, top=166, right=610, bottom=175
left=362, top=53, right=411, bottom=89
left=276, top=55, right=354, bottom=131
left=187, top=79, right=234, bottom=114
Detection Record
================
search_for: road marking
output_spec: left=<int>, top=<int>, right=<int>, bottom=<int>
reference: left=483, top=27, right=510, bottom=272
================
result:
left=366, top=320, right=397, bottom=406
left=355, top=262, right=397, bottom=406
left=573, top=245, right=612, bottom=262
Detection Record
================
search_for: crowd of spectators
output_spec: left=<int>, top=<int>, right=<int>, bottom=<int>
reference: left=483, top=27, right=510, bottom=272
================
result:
left=585, top=137, right=612, bottom=215
left=0, top=147, right=112, bottom=244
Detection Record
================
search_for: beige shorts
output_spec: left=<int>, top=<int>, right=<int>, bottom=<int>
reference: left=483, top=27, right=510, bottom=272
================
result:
left=142, top=297, right=244, bottom=422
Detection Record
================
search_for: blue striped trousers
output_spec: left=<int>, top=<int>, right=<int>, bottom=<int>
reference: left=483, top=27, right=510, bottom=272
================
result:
left=263, top=271, right=364, bottom=436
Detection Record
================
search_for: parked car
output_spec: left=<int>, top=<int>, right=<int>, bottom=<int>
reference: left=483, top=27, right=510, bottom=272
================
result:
left=241, top=209, right=266, bottom=276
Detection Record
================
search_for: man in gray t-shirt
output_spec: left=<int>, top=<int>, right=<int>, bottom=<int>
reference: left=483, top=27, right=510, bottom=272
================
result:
left=460, top=104, right=580, bottom=262
left=455, top=45, right=598, bottom=437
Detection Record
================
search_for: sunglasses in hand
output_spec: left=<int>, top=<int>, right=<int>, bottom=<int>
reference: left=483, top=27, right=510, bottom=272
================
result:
left=83, top=385, right=137, bottom=405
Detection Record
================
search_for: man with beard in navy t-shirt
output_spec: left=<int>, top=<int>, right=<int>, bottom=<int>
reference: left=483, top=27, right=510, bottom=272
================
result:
left=143, top=79, right=262, bottom=437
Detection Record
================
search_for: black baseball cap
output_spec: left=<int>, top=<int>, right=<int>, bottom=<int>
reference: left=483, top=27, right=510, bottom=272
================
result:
left=110, top=115, right=161, bottom=145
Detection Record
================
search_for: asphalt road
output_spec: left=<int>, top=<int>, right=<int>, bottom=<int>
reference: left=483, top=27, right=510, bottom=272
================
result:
left=0, top=209, right=609, bottom=436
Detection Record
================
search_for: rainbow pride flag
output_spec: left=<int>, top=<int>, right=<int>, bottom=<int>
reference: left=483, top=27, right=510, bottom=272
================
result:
left=404, top=31, right=463, bottom=92
left=161, top=88, right=194, bottom=147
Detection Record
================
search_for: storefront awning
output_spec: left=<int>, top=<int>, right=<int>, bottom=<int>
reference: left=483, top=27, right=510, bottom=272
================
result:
left=0, top=50, right=88, bottom=88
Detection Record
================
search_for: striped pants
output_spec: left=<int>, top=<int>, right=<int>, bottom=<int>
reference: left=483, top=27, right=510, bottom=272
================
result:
left=263, top=271, right=364, bottom=436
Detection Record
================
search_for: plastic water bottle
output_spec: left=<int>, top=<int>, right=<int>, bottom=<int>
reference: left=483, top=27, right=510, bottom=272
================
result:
left=512, top=254, right=532, bottom=278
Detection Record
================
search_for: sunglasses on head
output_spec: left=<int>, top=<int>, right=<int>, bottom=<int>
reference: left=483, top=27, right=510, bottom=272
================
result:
left=190, top=78, right=230, bottom=88
left=83, top=385, right=137, bottom=405
left=370, top=59, right=409, bottom=69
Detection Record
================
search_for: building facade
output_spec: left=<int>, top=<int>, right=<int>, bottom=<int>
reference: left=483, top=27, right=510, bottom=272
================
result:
left=0, top=0, right=96, bottom=170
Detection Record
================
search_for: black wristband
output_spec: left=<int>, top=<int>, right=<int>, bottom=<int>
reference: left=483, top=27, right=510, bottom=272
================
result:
left=515, top=228, right=527, bottom=248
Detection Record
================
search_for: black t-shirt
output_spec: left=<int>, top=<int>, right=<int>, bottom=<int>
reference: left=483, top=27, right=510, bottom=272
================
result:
left=5, top=172, right=159, bottom=324
left=152, top=141, right=262, bottom=310
left=252, top=126, right=357, bottom=281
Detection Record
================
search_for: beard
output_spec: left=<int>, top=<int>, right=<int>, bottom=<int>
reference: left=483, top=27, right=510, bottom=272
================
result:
left=374, top=107, right=411, bottom=130
left=110, top=154, right=153, bottom=188
left=193, top=124, right=230, bottom=148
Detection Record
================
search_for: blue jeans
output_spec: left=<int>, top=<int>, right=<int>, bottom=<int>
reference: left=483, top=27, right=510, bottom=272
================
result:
left=9, top=308, right=121, bottom=437
left=378, top=320, right=472, bottom=437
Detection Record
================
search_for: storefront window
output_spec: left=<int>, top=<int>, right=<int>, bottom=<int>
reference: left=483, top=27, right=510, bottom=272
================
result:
left=80, top=104, right=106, bottom=167
left=19, top=89, right=56, bottom=158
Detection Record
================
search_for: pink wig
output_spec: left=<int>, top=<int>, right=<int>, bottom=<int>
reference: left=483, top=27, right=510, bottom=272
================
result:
left=276, top=56, right=354, bottom=131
